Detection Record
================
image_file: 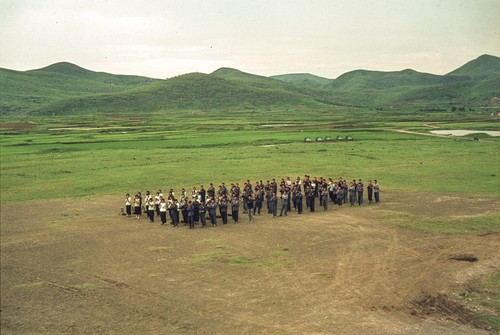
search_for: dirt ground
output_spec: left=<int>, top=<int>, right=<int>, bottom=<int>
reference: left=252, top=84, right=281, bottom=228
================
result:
left=1, top=191, right=499, bottom=335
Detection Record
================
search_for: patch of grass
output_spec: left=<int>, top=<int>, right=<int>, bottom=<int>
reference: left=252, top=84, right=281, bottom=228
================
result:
left=378, top=210, right=500, bottom=235
left=48, top=220, right=66, bottom=228
left=189, top=251, right=257, bottom=266
left=460, top=272, right=500, bottom=331
left=313, top=272, right=333, bottom=279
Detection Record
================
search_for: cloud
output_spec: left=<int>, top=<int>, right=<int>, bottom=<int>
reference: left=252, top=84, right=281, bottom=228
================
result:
left=1, top=0, right=499, bottom=78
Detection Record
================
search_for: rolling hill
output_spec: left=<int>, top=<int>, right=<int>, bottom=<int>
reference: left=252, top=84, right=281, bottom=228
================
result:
left=269, top=73, right=332, bottom=89
left=318, top=55, right=500, bottom=106
left=445, top=54, right=500, bottom=80
left=34, top=71, right=331, bottom=116
left=1, top=54, right=498, bottom=115
left=0, top=62, right=158, bottom=114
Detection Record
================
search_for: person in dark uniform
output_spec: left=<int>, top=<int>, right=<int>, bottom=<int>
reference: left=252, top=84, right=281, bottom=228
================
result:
left=279, top=191, right=288, bottom=216
left=307, top=187, right=315, bottom=212
left=242, top=185, right=250, bottom=214
left=193, top=199, right=200, bottom=224
left=356, top=179, right=364, bottom=206
left=219, top=196, right=228, bottom=224
left=296, top=190, right=303, bottom=214
left=207, top=183, right=215, bottom=199
left=336, top=187, right=344, bottom=207
left=231, top=196, right=239, bottom=223
left=208, top=198, right=217, bottom=226
left=254, top=187, right=263, bottom=215
left=187, top=201, right=195, bottom=229
left=181, top=200, right=188, bottom=224
left=169, top=198, right=179, bottom=227
left=199, top=202, right=207, bottom=228
left=349, top=182, right=356, bottom=207
left=199, top=185, right=206, bottom=204
left=342, top=179, right=348, bottom=203
left=367, top=180, right=373, bottom=204
left=247, top=195, right=254, bottom=221
left=270, top=192, right=278, bottom=217
left=322, top=185, right=329, bottom=211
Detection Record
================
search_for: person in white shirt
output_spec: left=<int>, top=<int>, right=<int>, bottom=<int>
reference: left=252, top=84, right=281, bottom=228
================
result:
left=125, top=194, right=131, bottom=217
left=159, top=197, right=168, bottom=225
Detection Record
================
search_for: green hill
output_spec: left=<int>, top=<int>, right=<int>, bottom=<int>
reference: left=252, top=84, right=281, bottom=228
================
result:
left=270, top=73, right=332, bottom=89
left=35, top=71, right=331, bottom=115
left=445, top=54, right=500, bottom=80
left=1, top=54, right=498, bottom=115
left=0, top=63, right=158, bottom=115
left=28, top=62, right=156, bottom=85
left=330, top=69, right=457, bottom=91
left=320, top=57, right=500, bottom=106
left=211, top=67, right=329, bottom=103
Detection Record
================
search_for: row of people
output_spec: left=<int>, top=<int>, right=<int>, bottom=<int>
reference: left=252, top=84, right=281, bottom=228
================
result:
left=123, top=176, right=380, bottom=228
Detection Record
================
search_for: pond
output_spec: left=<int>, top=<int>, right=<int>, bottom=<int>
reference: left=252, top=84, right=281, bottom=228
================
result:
left=430, top=130, right=500, bottom=137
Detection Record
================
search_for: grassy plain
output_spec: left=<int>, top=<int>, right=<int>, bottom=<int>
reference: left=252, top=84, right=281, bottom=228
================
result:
left=1, top=108, right=499, bottom=203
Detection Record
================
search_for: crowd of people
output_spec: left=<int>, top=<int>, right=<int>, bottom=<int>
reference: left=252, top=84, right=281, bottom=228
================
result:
left=123, top=175, right=380, bottom=229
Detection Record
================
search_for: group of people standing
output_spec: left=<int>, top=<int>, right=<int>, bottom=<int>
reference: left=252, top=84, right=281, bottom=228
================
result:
left=123, top=175, right=380, bottom=229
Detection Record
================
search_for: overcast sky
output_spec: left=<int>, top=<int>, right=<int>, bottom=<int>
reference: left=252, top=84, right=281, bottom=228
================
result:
left=1, top=0, right=499, bottom=79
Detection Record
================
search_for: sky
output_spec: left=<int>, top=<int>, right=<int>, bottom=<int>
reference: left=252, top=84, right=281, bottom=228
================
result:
left=0, top=0, right=499, bottom=79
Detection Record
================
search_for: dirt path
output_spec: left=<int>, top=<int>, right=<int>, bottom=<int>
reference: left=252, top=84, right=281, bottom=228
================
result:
left=1, top=192, right=499, bottom=334
left=391, top=128, right=450, bottom=138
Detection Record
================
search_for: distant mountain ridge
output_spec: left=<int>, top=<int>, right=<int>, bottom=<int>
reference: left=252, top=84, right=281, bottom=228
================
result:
left=28, top=61, right=159, bottom=85
left=270, top=73, right=332, bottom=86
left=0, top=54, right=498, bottom=115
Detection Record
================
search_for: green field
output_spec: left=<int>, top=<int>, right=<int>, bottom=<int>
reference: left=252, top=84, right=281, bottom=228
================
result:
left=1, top=109, right=499, bottom=203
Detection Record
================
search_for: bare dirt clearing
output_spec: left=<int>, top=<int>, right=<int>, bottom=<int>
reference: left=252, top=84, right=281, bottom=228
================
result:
left=1, top=191, right=499, bottom=334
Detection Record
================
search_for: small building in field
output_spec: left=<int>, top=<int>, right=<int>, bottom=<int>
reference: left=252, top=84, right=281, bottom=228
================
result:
left=346, top=136, right=353, bottom=141
left=325, top=136, right=333, bottom=141
left=316, top=137, right=324, bottom=142
left=304, top=137, right=312, bottom=142
left=336, top=136, right=344, bottom=141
